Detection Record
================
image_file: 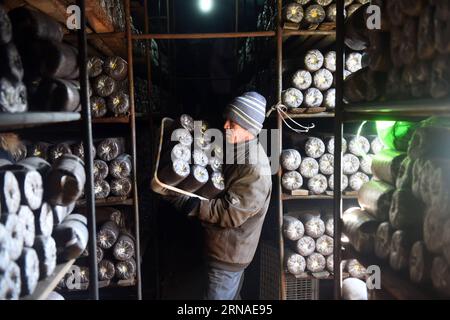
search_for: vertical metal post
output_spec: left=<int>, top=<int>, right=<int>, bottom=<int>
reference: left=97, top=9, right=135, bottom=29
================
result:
left=235, top=0, right=239, bottom=32
left=276, top=0, right=286, bottom=301
left=77, top=0, right=98, bottom=300
left=234, top=0, right=239, bottom=78
left=333, top=0, right=345, bottom=301
left=143, top=0, right=160, bottom=300
left=125, top=0, right=143, bottom=300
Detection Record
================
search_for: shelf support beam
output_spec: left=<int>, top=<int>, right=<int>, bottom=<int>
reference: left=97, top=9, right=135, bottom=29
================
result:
left=333, top=0, right=345, bottom=301
left=125, top=0, right=143, bottom=300
left=77, top=0, right=99, bottom=300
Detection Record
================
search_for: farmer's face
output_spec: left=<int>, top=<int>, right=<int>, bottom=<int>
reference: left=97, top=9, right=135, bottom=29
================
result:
left=224, top=120, right=254, bottom=144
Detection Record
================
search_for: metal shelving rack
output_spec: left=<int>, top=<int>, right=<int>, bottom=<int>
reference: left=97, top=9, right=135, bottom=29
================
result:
left=0, top=0, right=99, bottom=300
left=273, top=0, right=352, bottom=300
left=65, top=0, right=144, bottom=300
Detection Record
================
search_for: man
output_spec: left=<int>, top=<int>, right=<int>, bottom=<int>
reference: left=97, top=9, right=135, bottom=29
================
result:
left=168, top=92, right=272, bottom=300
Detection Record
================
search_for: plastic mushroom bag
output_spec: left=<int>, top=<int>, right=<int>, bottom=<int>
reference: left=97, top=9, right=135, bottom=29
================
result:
left=282, top=171, right=304, bottom=191
left=281, top=149, right=302, bottom=171
left=283, top=215, right=305, bottom=241
left=284, top=249, right=306, bottom=276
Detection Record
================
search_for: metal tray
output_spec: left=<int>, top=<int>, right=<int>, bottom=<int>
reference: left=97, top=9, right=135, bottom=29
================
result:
left=151, top=117, right=208, bottom=200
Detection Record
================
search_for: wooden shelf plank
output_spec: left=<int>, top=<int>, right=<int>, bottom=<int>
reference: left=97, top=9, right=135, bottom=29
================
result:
left=283, top=30, right=336, bottom=37
left=92, top=116, right=130, bottom=124
left=285, top=271, right=349, bottom=281
left=76, top=197, right=133, bottom=207
left=0, top=112, right=81, bottom=131
left=343, top=246, right=434, bottom=300
left=60, top=278, right=136, bottom=292
left=282, top=193, right=358, bottom=201
left=21, top=259, right=75, bottom=300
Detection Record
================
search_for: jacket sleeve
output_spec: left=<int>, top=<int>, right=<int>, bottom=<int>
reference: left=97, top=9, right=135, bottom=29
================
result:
left=193, top=166, right=270, bottom=228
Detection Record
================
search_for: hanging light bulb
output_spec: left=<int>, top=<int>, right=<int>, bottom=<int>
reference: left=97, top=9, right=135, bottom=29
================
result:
left=199, top=0, right=213, bottom=13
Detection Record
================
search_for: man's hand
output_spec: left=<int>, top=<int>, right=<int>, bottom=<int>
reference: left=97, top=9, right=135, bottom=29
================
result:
left=161, top=194, right=200, bottom=215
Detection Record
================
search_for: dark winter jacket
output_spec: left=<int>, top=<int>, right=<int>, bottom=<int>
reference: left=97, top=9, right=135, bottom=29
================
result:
left=190, top=139, right=272, bottom=271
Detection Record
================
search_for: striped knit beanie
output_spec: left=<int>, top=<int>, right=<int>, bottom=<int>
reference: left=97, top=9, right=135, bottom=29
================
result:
left=224, top=92, right=267, bottom=135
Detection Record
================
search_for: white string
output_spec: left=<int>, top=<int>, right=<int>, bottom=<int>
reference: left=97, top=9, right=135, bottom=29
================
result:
left=267, top=103, right=315, bottom=133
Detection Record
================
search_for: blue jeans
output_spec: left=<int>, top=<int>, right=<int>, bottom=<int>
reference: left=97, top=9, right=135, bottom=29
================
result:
left=204, top=267, right=244, bottom=300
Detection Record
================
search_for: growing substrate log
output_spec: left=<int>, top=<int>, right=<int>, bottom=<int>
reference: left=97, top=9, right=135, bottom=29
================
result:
left=349, top=172, right=369, bottom=191
left=389, top=189, right=424, bottom=231
left=281, top=149, right=302, bottom=171
left=18, top=205, right=35, bottom=247
left=285, top=248, right=306, bottom=277
left=409, top=241, right=432, bottom=286
left=358, top=180, right=394, bottom=221
left=33, top=235, right=56, bottom=280
left=389, top=230, right=417, bottom=272
left=306, top=253, right=326, bottom=273
left=431, top=256, right=450, bottom=297
left=98, top=259, right=115, bottom=281
left=46, top=155, right=85, bottom=206
left=17, top=247, right=39, bottom=296
left=371, top=149, right=406, bottom=185
left=115, top=258, right=137, bottom=280
left=1, top=212, right=24, bottom=261
left=113, top=234, right=135, bottom=261
left=295, top=236, right=316, bottom=257
left=94, top=179, right=110, bottom=199
left=343, top=207, right=379, bottom=254
left=308, top=174, right=328, bottom=195
left=282, top=171, right=304, bottom=192
left=94, top=160, right=109, bottom=181
left=374, top=221, right=393, bottom=260
left=0, top=170, right=21, bottom=214
left=300, top=213, right=325, bottom=239
left=53, top=214, right=88, bottom=262
left=96, top=138, right=125, bottom=162
left=283, top=215, right=305, bottom=241
left=110, top=177, right=132, bottom=197
left=299, top=157, right=319, bottom=179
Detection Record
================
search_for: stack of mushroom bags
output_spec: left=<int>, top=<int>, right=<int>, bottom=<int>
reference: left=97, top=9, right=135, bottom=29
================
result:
left=0, top=151, right=87, bottom=299
left=27, top=137, right=133, bottom=201
left=281, top=134, right=384, bottom=195
left=283, top=211, right=334, bottom=279
left=88, top=55, right=130, bottom=118
left=281, top=48, right=364, bottom=112
left=343, top=0, right=450, bottom=104
left=56, top=207, right=137, bottom=290
left=343, top=117, right=450, bottom=298
left=157, top=115, right=225, bottom=199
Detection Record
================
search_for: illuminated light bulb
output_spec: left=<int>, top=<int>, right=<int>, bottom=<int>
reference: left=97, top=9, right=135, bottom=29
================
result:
left=199, top=0, right=213, bottom=13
